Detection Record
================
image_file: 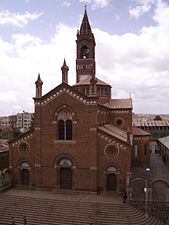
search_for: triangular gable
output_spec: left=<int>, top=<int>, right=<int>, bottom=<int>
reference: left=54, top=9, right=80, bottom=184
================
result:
left=34, top=82, right=98, bottom=107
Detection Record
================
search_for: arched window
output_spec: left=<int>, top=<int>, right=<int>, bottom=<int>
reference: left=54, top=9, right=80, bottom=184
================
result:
left=57, top=110, right=73, bottom=140
left=58, top=120, right=64, bottom=140
left=106, top=166, right=117, bottom=173
left=134, top=144, right=139, bottom=158
left=59, top=158, right=72, bottom=168
left=66, top=119, right=72, bottom=140
left=81, top=45, right=89, bottom=59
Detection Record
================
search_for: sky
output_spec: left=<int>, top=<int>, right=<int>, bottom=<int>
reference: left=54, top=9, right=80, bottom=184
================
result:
left=0, top=0, right=169, bottom=116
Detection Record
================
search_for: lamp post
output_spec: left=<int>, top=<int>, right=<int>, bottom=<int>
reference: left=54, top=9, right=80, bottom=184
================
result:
left=144, top=168, right=150, bottom=219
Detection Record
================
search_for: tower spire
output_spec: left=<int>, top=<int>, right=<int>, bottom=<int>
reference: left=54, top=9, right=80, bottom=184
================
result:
left=76, top=8, right=96, bottom=83
left=35, top=73, right=43, bottom=98
left=61, top=58, right=69, bottom=84
left=80, top=6, right=92, bottom=35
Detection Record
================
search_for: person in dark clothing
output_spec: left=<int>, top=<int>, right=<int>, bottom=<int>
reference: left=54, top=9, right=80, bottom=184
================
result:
left=23, top=216, right=27, bottom=225
left=11, top=216, right=15, bottom=225
left=122, top=190, right=127, bottom=203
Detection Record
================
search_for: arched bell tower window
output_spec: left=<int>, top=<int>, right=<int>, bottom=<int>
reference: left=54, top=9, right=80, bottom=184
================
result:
left=58, top=110, right=73, bottom=140
left=81, top=45, right=89, bottom=59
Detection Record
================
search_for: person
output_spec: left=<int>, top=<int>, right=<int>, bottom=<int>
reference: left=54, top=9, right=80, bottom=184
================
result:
left=23, top=216, right=27, bottom=225
left=11, top=216, right=15, bottom=225
left=122, top=190, right=127, bottom=203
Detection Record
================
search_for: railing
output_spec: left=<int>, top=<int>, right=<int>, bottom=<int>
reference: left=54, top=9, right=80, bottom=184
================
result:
left=129, top=200, right=169, bottom=224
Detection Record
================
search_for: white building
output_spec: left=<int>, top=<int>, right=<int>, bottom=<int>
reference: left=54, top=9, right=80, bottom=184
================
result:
left=16, top=112, right=33, bottom=132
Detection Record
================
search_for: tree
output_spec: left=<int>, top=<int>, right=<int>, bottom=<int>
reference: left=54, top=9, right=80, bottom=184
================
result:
left=154, top=115, right=162, bottom=121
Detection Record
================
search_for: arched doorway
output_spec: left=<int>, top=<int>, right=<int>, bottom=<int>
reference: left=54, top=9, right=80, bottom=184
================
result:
left=59, top=158, right=73, bottom=189
left=150, top=141, right=158, bottom=153
left=107, top=174, right=116, bottom=191
left=106, top=166, right=117, bottom=191
left=20, top=162, right=30, bottom=185
left=22, top=169, right=29, bottom=185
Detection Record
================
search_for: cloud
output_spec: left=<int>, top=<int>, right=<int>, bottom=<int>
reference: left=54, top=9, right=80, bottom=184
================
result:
left=129, top=0, right=157, bottom=18
left=62, top=1, right=71, bottom=7
left=0, top=91, right=21, bottom=103
left=0, top=10, right=43, bottom=27
left=79, top=0, right=110, bottom=9
left=0, top=23, right=76, bottom=115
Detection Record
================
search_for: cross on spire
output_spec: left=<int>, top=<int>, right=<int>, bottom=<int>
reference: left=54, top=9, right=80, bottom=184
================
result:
left=84, top=5, right=87, bottom=13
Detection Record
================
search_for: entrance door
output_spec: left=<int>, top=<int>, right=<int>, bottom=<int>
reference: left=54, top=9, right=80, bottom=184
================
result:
left=60, top=168, right=72, bottom=189
left=107, top=174, right=116, bottom=191
left=21, top=169, right=29, bottom=185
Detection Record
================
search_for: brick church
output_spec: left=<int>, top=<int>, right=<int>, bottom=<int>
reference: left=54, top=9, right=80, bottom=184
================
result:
left=9, top=9, right=149, bottom=193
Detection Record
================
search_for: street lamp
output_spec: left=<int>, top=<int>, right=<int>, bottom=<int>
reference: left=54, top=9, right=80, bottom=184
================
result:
left=144, top=168, right=150, bottom=219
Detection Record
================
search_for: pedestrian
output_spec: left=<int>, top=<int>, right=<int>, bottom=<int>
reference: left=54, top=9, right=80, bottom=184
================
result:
left=122, top=190, right=127, bottom=203
left=11, top=216, right=15, bottom=225
left=23, top=216, right=27, bottom=225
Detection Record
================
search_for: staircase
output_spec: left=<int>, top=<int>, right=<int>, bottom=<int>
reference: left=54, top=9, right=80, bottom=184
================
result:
left=0, top=190, right=163, bottom=225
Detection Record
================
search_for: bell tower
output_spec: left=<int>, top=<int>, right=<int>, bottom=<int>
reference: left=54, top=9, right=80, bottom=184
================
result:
left=76, top=7, right=96, bottom=83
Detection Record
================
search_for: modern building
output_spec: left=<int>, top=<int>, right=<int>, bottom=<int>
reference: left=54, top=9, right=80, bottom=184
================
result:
left=16, top=112, right=33, bottom=132
left=0, top=117, right=10, bottom=130
left=8, top=9, right=150, bottom=193
left=0, top=112, right=33, bottom=132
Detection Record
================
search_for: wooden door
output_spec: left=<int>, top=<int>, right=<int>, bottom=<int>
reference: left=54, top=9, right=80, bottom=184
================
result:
left=107, top=174, right=116, bottom=191
left=21, top=169, right=29, bottom=185
left=60, top=168, right=72, bottom=189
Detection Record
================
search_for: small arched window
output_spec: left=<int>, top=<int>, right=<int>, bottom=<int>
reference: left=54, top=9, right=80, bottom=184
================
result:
left=134, top=144, right=139, bottom=158
left=106, top=166, right=117, bottom=173
left=20, top=161, right=30, bottom=169
left=59, top=158, right=72, bottom=168
left=81, top=45, right=89, bottom=59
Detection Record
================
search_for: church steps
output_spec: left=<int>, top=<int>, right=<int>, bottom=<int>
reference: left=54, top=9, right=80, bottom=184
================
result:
left=0, top=193, right=163, bottom=225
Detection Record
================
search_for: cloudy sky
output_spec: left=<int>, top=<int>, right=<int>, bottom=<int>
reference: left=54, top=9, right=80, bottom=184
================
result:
left=0, top=0, right=169, bottom=116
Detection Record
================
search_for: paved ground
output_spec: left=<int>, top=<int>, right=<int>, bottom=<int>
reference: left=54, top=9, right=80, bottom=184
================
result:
left=132, top=152, right=169, bottom=182
left=132, top=153, right=169, bottom=201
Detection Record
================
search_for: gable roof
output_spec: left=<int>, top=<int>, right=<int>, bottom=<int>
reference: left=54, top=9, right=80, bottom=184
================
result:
left=34, top=82, right=98, bottom=107
left=73, top=75, right=111, bottom=87
left=132, top=126, right=151, bottom=136
left=103, top=99, right=132, bottom=109
left=98, top=124, right=129, bottom=143
left=133, top=120, right=169, bottom=127
left=158, top=135, right=169, bottom=149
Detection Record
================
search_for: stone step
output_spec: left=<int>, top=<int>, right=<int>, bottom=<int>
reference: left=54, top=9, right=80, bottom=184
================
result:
left=0, top=191, right=163, bottom=225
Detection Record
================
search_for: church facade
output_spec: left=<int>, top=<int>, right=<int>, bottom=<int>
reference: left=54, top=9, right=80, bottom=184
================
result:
left=9, top=10, right=134, bottom=193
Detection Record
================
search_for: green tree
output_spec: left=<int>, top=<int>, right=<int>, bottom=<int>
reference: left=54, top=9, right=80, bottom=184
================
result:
left=154, top=115, right=162, bottom=121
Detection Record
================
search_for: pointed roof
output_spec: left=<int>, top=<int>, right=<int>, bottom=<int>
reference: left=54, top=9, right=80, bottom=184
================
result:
left=61, top=58, right=69, bottom=70
left=35, top=73, right=43, bottom=85
left=80, top=7, right=92, bottom=35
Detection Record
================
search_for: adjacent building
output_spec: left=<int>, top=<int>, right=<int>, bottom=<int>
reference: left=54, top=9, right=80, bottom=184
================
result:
left=0, top=112, right=33, bottom=132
